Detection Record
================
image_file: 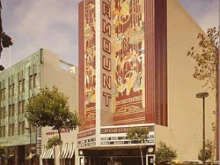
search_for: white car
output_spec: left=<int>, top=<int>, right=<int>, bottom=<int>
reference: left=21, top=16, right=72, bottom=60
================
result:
left=182, top=160, right=203, bottom=164
left=206, top=161, right=219, bottom=165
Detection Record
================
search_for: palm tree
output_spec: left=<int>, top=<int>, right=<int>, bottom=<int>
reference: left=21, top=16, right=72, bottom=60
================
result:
left=46, top=136, right=62, bottom=165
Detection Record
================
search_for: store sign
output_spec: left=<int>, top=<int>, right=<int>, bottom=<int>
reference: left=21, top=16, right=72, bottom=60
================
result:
left=36, top=127, right=42, bottom=154
left=77, top=129, right=96, bottom=138
left=45, top=129, right=70, bottom=135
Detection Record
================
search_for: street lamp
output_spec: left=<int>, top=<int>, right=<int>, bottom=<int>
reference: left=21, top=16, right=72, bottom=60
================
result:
left=196, top=92, right=209, bottom=165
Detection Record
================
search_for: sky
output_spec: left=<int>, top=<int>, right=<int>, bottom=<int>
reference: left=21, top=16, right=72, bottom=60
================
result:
left=0, top=0, right=219, bottom=68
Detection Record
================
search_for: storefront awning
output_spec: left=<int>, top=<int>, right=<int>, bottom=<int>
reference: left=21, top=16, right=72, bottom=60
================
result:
left=40, top=147, right=54, bottom=159
left=57, top=142, right=75, bottom=159
left=67, top=142, right=75, bottom=158
left=40, top=147, right=46, bottom=159
left=45, top=148, right=54, bottom=159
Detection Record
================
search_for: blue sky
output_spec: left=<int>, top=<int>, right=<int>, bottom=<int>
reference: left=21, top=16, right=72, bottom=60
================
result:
left=0, top=0, right=219, bottom=68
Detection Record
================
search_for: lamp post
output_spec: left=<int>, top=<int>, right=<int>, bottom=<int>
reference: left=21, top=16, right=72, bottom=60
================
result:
left=196, top=92, right=209, bottom=165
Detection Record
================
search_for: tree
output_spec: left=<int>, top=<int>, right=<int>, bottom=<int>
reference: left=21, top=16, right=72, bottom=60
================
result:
left=198, top=139, right=213, bottom=161
left=155, top=141, right=177, bottom=165
left=0, top=0, right=13, bottom=71
left=127, top=127, right=149, bottom=165
left=187, top=26, right=219, bottom=161
left=46, top=136, right=62, bottom=165
left=46, top=136, right=62, bottom=149
left=187, top=26, right=219, bottom=90
left=25, top=86, right=80, bottom=165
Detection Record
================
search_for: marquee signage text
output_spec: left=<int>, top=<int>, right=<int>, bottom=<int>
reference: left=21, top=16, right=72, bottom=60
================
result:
left=101, top=0, right=112, bottom=108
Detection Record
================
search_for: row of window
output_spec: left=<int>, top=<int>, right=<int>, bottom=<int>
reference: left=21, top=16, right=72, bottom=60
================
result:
left=0, top=122, right=36, bottom=138
left=0, top=100, right=25, bottom=119
left=0, top=74, right=37, bottom=100
left=0, top=123, right=16, bottom=137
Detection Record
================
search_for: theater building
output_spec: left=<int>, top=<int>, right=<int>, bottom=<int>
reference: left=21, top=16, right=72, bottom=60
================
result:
left=77, top=0, right=216, bottom=165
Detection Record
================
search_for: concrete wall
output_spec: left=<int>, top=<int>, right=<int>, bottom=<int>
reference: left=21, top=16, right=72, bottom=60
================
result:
left=39, top=49, right=79, bottom=165
left=154, top=0, right=216, bottom=161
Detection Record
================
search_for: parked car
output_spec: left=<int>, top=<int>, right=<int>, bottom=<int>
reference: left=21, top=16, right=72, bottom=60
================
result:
left=205, top=161, right=219, bottom=165
left=182, top=160, right=203, bottom=164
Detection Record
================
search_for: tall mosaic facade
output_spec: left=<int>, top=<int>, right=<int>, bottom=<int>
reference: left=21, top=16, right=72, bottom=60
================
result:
left=79, top=0, right=167, bottom=131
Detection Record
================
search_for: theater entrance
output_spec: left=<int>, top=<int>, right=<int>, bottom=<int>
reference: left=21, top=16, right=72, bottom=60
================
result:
left=79, top=148, right=151, bottom=165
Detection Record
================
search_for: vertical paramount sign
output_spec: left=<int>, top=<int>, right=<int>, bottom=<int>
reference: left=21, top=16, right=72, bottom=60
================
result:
left=101, top=0, right=112, bottom=112
left=82, top=0, right=146, bottom=130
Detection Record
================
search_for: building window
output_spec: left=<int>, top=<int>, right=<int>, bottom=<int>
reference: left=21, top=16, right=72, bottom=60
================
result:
left=8, top=123, right=15, bottom=136
left=19, top=71, right=28, bottom=94
left=18, top=121, right=25, bottom=135
left=18, top=122, right=21, bottom=135
left=29, top=73, right=37, bottom=90
left=22, top=122, right=25, bottom=134
left=8, top=85, right=11, bottom=97
left=9, top=104, right=15, bottom=117
left=0, top=88, right=5, bottom=100
left=18, top=101, right=25, bottom=114
left=12, top=84, right=15, bottom=96
left=29, top=75, right=33, bottom=89
left=9, top=105, right=11, bottom=117
left=18, top=71, right=25, bottom=93
left=3, top=126, right=5, bottom=137
left=0, top=126, right=5, bottom=138
left=0, top=80, right=6, bottom=101
left=8, top=84, right=15, bottom=98
left=0, top=128, right=1, bottom=138
left=33, top=74, right=37, bottom=88
left=18, top=102, right=21, bottom=114
left=22, top=101, right=25, bottom=113
left=22, top=79, right=25, bottom=92
left=0, top=107, right=5, bottom=119
left=8, top=77, right=14, bottom=97
left=18, top=80, right=22, bottom=93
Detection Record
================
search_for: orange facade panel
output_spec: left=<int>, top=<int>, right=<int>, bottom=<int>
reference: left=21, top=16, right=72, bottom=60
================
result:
left=78, top=0, right=167, bottom=132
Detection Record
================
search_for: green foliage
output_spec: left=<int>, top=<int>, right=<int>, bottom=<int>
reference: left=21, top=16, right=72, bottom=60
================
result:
left=198, top=139, right=213, bottom=161
left=127, top=127, right=149, bottom=143
left=155, top=142, right=177, bottom=165
left=1, top=32, right=13, bottom=48
left=187, top=26, right=219, bottom=90
left=187, top=26, right=219, bottom=161
left=127, top=127, right=149, bottom=165
left=46, top=136, right=62, bottom=149
left=25, top=86, right=80, bottom=131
